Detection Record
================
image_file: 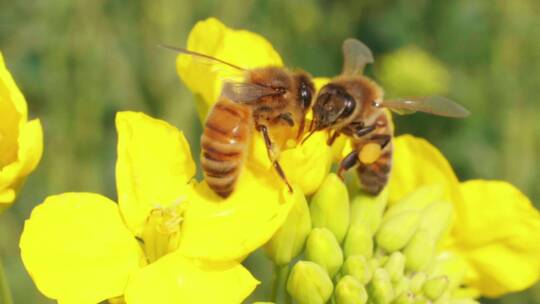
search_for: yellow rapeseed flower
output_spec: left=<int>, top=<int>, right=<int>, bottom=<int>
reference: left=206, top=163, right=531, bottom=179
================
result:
left=388, top=134, right=540, bottom=297
left=177, top=17, right=333, bottom=195
left=20, top=111, right=296, bottom=304
left=0, top=51, right=43, bottom=212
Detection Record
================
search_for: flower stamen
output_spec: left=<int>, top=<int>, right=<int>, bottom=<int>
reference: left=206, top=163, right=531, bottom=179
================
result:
left=141, top=203, right=185, bottom=263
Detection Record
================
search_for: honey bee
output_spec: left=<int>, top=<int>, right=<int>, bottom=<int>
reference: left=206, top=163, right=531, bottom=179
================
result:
left=306, top=39, right=469, bottom=195
left=164, top=46, right=315, bottom=198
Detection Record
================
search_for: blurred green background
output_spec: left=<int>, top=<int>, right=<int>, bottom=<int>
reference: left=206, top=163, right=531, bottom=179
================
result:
left=1, top=0, right=539, bottom=303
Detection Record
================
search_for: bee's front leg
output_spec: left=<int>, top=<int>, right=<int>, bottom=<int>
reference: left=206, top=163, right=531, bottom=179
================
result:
left=256, top=124, right=293, bottom=193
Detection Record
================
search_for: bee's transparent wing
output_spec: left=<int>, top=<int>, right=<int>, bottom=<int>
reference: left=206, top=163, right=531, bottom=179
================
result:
left=378, top=96, right=470, bottom=118
left=342, top=38, right=374, bottom=75
left=222, top=81, right=280, bottom=103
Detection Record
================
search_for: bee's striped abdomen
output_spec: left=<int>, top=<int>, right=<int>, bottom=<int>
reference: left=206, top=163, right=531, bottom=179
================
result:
left=201, top=98, right=252, bottom=198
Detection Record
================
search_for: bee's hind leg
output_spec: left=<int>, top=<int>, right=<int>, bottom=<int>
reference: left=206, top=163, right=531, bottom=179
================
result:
left=338, top=150, right=359, bottom=179
left=257, top=124, right=293, bottom=193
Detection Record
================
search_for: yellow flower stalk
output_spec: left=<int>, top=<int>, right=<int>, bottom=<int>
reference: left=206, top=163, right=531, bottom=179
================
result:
left=176, top=17, right=333, bottom=196
left=389, top=134, right=540, bottom=297
left=0, top=51, right=43, bottom=212
left=20, top=111, right=295, bottom=304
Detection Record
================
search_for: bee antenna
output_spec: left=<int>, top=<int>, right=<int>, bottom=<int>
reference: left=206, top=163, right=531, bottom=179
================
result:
left=158, top=43, right=247, bottom=71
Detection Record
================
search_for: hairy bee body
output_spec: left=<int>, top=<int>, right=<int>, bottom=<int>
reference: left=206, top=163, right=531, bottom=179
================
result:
left=201, top=97, right=253, bottom=198
left=165, top=45, right=314, bottom=198
left=320, top=76, right=393, bottom=195
left=309, top=38, right=468, bottom=196
left=353, top=110, right=393, bottom=195
left=199, top=67, right=314, bottom=198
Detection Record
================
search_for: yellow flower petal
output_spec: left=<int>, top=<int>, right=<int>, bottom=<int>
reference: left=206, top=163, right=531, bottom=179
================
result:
left=280, top=133, right=332, bottom=195
left=0, top=51, right=27, bottom=120
left=124, top=252, right=258, bottom=304
left=178, top=168, right=295, bottom=261
left=19, top=193, right=142, bottom=304
left=116, top=111, right=196, bottom=236
left=0, top=120, right=43, bottom=187
left=388, top=135, right=463, bottom=208
left=0, top=119, right=43, bottom=211
left=452, top=180, right=540, bottom=297
left=177, top=17, right=283, bottom=119
left=0, top=50, right=43, bottom=210
left=16, top=119, right=43, bottom=177
left=0, top=50, right=26, bottom=174
left=0, top=189, right=15, bottom=205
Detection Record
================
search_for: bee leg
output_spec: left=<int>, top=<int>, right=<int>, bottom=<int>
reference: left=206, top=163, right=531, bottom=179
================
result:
left=258, top=124, right=294, bottom=193
left=369, top=134, right=391, bottom=148
left=338, top=150, right=359, bottom=180
left=327, top=131, right=340, bottom=145
left=274, top=113, right=294, bottom=127
left=354, top=125, right=376, bottom=137
left=296, top=118, right=306, bottom=142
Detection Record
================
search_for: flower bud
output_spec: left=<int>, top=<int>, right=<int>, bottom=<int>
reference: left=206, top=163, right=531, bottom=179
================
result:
left=409, top=272, right=427, bottom=294
left=418, top=201, right=453, bottom=242
left=449, top=300, right=480, bottom=304
left=305, top=228, right=344, bottom=276
left=341, top=255, right=372, bottom=284
left=287, top=261, right=333, bottom=304
left=343, top=223, right=373, bottom=258
left=367, top=269, right=394, bottom=304
left=429, top=252, right=467, bottom=290
left=265, top=191, right=311, bottom=265
left=392, top=291, right=414, bottom=304
left=368, top=258, right=381, bottom=274
left=422, top=276, right=449, bottom=300
left=384, top=185, right=442, bottom=219
left=335, top=275, right=368, bottom=304
left=392, top=276, right=410, bottom=299
left=310, top=174, right=350, bottom=242
left=402, top=229, right=435, bottom=272
left=383, top=252, right=405, bottom=283
left=350, top=189, right=388, bottom=235
left=412, top=296, right=430, bottom=304
left=376, top=210, right=421, bottom=252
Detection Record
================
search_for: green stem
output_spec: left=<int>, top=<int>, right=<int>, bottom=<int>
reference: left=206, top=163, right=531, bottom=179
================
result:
left=0, top=256, right=13, bottom=304
left=272, top=264, right=291, bottom=304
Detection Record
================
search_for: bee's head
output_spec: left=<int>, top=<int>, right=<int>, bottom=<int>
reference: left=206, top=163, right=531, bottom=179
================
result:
left=312, top=83, right=357, bottom=131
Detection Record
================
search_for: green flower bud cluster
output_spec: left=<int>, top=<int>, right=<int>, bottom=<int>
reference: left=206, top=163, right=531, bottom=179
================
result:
left=264, top=175, right=480, bottom=304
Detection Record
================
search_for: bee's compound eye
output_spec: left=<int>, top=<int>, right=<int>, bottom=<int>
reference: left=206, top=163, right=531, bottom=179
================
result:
left=299, top=83, right=313, bottom=109
left=340, top=93, right=356, bottom=118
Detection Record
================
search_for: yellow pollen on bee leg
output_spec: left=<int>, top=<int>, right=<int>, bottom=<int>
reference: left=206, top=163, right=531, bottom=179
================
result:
left=358, top=143, right=382, bottom=164
left=141, top=203, right=185, bottom=263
